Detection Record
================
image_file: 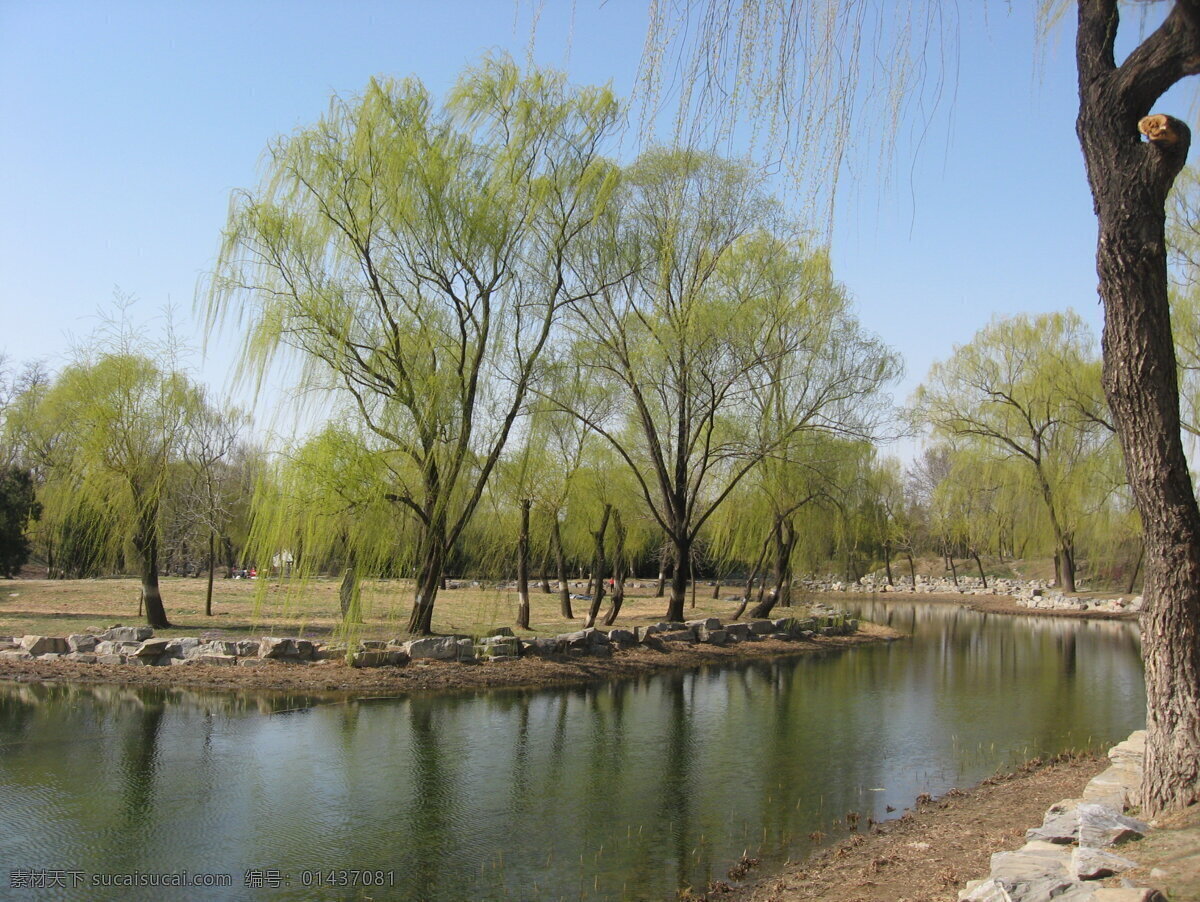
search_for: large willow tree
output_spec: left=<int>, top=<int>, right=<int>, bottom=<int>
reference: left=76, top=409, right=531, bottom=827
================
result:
left=915, top=310, right=1112, bottom=593
left=561, top=149, right=897, bottom=622
left=207, top=58, right=620, bottom=635
left=32, top=353, right=200, bottom=627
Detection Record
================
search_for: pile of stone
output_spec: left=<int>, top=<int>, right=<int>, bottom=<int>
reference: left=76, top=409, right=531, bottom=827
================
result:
left=0, top=612, right=858, bottom=671
left=959, top=731, right=1163, bottom=902
left=1017, top=594, right=1144, bottom=614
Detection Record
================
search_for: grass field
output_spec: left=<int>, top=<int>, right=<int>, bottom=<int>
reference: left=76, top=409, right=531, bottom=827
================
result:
left=0, top=575, right=788, bottom=642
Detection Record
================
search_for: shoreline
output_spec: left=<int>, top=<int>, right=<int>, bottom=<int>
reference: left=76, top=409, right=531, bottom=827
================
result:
left=0, top=622, right=899, bottom=696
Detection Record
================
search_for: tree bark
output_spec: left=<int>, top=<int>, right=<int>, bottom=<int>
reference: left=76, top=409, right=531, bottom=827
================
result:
left=205, top=529, right=216, bottom=616
left=1076, top=0, right=1200, bottom=814
left=551, top=518, right=572, bottom=619
left=134, top=502, right=169, bottom=629
left=406, top=517, right=446, bottom=635
left=906, top=551, right=916, bottom=587
left=539, top=541, right=553, bottom=593
left=516, top=498, right=531, bottom=630
left=584, top=505, right=611, bottom=629
left=972, top=550, right=988, bottom=589
left=883, top=540, right=894, bottom=587
left=339, top=564, right=362, bottom=622
left=665, top=533, right=690, bottom=623
left=603, top=509, right=627, bottom=626
left=1127, top=541, right=1145, bottom=594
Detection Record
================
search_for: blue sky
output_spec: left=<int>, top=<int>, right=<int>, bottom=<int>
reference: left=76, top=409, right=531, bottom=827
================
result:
left=0, top=1, right=1187, bottom=452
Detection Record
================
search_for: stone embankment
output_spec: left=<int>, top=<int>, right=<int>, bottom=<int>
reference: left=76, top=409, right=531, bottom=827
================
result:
left=0, top=609, right=858, bottom=670
left=960, top=731, right=1164, bottom=902
left=803, top=575, right=1143, bottom=615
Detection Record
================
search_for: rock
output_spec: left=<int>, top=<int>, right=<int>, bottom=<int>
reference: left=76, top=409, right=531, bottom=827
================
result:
left=1108, top=732, right=1146, bottom=768
left=703, top=629, right=729, bottom=645
left=197, top=654, right=237, bottom=667
left=486, top=655, right=519, bottom=663
left=1091, top=891, right=1167, bottom=902
left=685, top=617, right=722, bottom=632
left=522, top=637, right=563, bottom=657
left=292, top=639, right=316, bottom=661
left=477, top=636, right=521, bottom=658
left=66, top=652, right=97, bottom=663
left=405, top=636, right=463, bottom=661
left=456, top=638, right=475, bottom=661
left=958, top=879, right=1014, bottom=901
left=640, top=634, right=666, bottom=651
left=96, top=654, right=124, bottom=665
left=258, top=637, right=296, bottom=659
left=747, top=619, right=776, bottom=635
left=608, top=628, right=636, bottom=646
left=238, top=658, right=268, bottom=667
left=67, top=634, right=98, bottom=653
left=1083, top=764, right=1141, bottom=811
left=0, top=649, right=33, bottom=660
left=1027, top=799, right=1083, bottom=844
left=101, top=626, right=153, bottom=643
left=20, top=636, right=70, bottom=656
left=985, top=848, right=1076, bottom=899
left=724, top=623, right=751, bottom=642
left=133, top=638, right=172, bottom=658
left=350, top=651, right=390, bottom=667
left=236, top=640, right=261, bottom=657
left=1077, top=803, right=1149, bottom=848
left=1071, top=847, right=1138, bottom=880
left=176, top=637, right=202, bottom=656
left=387, top=649, right=409, bottom=666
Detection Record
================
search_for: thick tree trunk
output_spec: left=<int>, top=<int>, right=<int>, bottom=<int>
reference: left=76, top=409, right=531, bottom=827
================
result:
left=205, top=529, right=216, bottom=616
left=665, top=534, right=690, bottom=623
left=1076, top=0, right=1200, bottom=814
left=134, top=503, right=169, bottom=629
left=516, top=498, right=531, bottom=630
left=406, top=520, right=446, bottom=636
left=906, top=552, right=917, bottom=588
left=584, top=505, right=611, bottom=629
left=551, top=518, right=572, bottom=619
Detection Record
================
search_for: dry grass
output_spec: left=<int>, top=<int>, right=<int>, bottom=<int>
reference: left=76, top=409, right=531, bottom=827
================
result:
left=0, top=575, right=776, bottom=641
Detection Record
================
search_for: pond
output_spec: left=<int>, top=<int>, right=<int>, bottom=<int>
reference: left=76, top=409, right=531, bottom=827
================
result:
left=0, top=601, right=1144, bottom=900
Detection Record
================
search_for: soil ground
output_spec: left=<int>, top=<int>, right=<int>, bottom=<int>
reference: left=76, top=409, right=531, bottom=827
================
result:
left=713, top=755, right=1200, bottom=902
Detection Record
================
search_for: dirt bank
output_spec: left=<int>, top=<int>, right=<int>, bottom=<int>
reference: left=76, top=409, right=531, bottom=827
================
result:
left=0, top=622, right=898, bottom=696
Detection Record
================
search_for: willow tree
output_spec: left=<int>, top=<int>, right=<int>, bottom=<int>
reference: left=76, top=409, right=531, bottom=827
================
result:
left=31, top=353, right=201, bottom=627
left=559, top=149, right=897, bottom=622
left=915, top=311, right=1111, bottom=592
left=207, top=59, right=620, bottom=635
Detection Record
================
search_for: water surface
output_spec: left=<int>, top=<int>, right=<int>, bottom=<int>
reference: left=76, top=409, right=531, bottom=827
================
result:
left=0, top=601, right=1144, bottom=900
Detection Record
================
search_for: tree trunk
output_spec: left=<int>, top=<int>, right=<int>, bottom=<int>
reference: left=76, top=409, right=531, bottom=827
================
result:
left=655, top=545, right=670, bottom=598
left=339, top=564, right=362, bottom=622
left=712, top=579, right=721, bottom=599
left=735, top=530, right=773, bottom=621
left=603, top=509, right=627, bottom=626
left=1127, top=542, right=1145, bottom=594
left=551, top=518, right=572, bottom=619
left=205, top=529, right=216, bottom=616
left=947, top=553, right=958, bottom=588
left=883, top=540, right=894, bottom=587
left=1076, top=0, right=1200, bottom=814
left=584, top=505, right=611, bottom=629
left=972, top=550, right=988, bottom=589
left=665, top=534, right=689, bottom=623
left=516, top=498, right=531, bottom=630
left=406, top=519, right=446, bottom=635
left=906, top=551, right=916, bottom=587
left=539, top=541, right=553, bottom=593
left=134, top=503, right=169, bottom=629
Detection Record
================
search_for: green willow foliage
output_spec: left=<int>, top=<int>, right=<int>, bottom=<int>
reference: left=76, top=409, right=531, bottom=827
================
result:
left=207, top=58, right=622, bottom=634
left=914, top=310, right=1118, bottom=591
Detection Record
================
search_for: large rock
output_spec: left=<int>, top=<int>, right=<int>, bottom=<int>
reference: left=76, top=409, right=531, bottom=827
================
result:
left=1027, top=799, right=1083, bottom=844
left=133, top=638, right=173, bottom=659
left=258, top=637, right=296, bottom=659
left=67, top=634, right=98, bottom=653
left=1077, top=803, right=1148, bottom=848
left=747, top=619, right=776, bottom=635
left=20, top=636, right=69, bottom=656
left=1071, top=847, right=1138, bottom=880
left=724, top=622, right=752, bottom=642
left=1083, top=764, right=1141, bottom=811
left=405, top=636, right=460, bottom=660
left=685, top=617, right=722, bottom=632
left=608, top=628, right=636, bottom=647
left=101, top=626, right=153, bottom=643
